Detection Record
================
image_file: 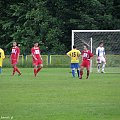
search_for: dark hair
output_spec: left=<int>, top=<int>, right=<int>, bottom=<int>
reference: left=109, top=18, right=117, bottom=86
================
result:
left=73, top=45, right=76, bottom=49
left=34, top=42, right=38, bottom=44
left=13, top=41, right=17, bottom=45
left=34, top=42, right=39, bottom=45
left=84, top=44, right=88, bottom=48
left=99, top=41, right=103, bottom=45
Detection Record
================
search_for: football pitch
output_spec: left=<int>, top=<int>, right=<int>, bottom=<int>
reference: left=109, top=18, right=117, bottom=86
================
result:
left=0, top=68, right=120, bottom=120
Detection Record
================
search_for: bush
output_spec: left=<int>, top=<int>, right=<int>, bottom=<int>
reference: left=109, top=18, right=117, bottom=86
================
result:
left=2, top=55, right=120, bottom=68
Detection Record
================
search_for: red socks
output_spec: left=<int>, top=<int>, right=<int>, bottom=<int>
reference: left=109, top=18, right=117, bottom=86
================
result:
left=80, top=70, right=83, bottom=77
left=16, top=67, right=21, bottom=74
left=12, top=67, right=16, bottom=75
left=13, top=67, right=21, bottom=75
left=80, top=70, right=90, bottom=79
left=86, top=70, right=89, bottom=79
left=34, top=68, right=42, bottom=77
left=37, top=68, right=42, bottom=73
left=34, top=68, right=37, bottom=77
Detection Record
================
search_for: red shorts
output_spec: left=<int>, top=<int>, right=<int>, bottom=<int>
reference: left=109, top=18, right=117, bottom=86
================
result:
left=81, top=60, right=90, bottom=69
left=33, top=60, right=42, bottom=66
left=11, top=59, right=17, bottom=65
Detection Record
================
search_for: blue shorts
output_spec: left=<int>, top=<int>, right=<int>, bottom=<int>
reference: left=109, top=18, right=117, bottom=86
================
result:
left=71, top=63, right=80, bottom=69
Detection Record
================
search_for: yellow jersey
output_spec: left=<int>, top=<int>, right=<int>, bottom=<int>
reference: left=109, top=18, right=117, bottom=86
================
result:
left=67, top=49, right=81, bottom=63
left=0, top=48, right=5, bottom=67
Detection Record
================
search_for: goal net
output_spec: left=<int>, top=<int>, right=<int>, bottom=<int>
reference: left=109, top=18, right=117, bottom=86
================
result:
left=72, top=30, right=120, bottom=72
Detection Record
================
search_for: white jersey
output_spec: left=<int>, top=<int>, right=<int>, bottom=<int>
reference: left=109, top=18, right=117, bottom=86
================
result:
left=96, top=47, right=105, bottom=57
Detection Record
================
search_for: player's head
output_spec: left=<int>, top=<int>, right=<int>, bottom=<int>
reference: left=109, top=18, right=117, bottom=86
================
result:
left=83, top=44, right=88, bottom=50
left=34, top=42, right=39, bottom=47
left=13, top=42, right=17, bottom=47
left=99, top=42, right=103, bottom=47
left=73, top=45, right=76, bottom=49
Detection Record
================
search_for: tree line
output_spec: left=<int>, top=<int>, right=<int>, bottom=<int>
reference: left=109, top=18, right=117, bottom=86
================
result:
left=0, top=0, right=120, bottom=54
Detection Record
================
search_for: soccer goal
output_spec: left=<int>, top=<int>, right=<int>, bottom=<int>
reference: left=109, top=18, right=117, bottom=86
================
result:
left=72, top=30, right=120, bottom=72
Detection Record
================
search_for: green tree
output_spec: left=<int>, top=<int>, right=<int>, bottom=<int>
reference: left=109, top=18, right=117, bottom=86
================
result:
left=0, top=0, right=120, bottom=54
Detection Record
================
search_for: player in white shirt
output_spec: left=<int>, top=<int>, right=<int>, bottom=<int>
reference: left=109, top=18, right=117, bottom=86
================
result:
left=96, top=42, right=106, bottom=73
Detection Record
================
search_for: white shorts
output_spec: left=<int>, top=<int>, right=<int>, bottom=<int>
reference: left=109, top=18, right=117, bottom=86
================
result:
left=97, top=56, right=106, bottom=64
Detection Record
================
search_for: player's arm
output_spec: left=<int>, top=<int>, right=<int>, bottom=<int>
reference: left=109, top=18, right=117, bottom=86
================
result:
left=66, top=51, right=71, bottom=57
left=17, top=53, right=20, bottom=62
left=90, top=55, right=93, bottom=60
left=81, top=51, right=84, bottom=61
left=103, top=48, right=106, bottom=58
left=31, top=48, right=37, bottom=60
left=38, top=48, right=42, bottom=61
left=38, top=49, right=42, bottom=61
left=75, top=51, right=81, bottom=61
left=1, top=50, right=5, bottom=60
left=96, top=48, right=99, bottom=61
left=103, top=48, right=106, bottom=61
left=31, top=52, right=37, bottom=60
left=17, top=48, right=20, bottom=62
left=39, top=54, right=43, bottom=61
left=2, top=50, right=5, bottom=60
left=90, top=51, right=94, bottom=60
left=32, top=53, right=37, bottom=60
left=78, top=50, right=81, bottom=57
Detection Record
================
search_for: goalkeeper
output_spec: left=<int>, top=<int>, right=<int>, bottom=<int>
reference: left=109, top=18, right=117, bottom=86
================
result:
left=96, top=42, right=106, bottom=73
left=0, top=48, right=5, bottom=74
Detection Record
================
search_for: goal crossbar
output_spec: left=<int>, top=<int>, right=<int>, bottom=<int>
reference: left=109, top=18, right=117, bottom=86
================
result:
left=72, top=30, right=120, bottom=49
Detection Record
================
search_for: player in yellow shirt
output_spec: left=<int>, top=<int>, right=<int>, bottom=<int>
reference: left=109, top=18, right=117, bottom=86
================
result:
left=0, top=48, right=5, bottom=74
left=67, top=45, right=81, bottom=77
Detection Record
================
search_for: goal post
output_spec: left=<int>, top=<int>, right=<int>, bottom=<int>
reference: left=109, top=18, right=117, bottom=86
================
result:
left=90, top=37, right=93, bottom=72
left=72, top=30, right=120, bottom=72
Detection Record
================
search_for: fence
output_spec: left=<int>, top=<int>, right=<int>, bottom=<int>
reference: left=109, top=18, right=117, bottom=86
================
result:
left=2, top=55, right=120, bottom=68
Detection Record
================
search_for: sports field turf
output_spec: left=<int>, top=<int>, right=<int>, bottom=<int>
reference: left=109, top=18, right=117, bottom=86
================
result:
left=0, top=68, right=120, bottom=120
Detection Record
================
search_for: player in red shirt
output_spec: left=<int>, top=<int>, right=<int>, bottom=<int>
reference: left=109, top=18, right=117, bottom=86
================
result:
left=10, top=42, right=21, bottom=76
left=31, top=42, right=43, bottom=77
left=79, top=45, right=93, bottom=79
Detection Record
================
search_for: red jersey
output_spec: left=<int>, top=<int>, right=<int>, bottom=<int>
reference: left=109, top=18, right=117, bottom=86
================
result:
left=82, top=50, right=93, bottom=61
left=11, top=46, right=20, bottom=60
left=31, top=47, right=41, bottom=60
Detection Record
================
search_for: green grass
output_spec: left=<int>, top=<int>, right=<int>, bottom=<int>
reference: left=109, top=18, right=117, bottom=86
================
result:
left=0, top=68, right=120, bottom=120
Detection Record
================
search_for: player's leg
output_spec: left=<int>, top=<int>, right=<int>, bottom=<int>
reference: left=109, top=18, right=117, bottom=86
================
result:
left=0, top=60, right=3, bottom=74
left=79, top=61, right=85, bottom=79
left=0, top=66, right=2, bottom=74
left=77, top=68, right=80, bottom=77
left=15, top=62, right=21, bottom=75
left=102, top=63, right=105, bottom=73
left=33, top=65, right=37, bottom=77
left=71, top=63, right=75, bottom=77
left=72, top=68, right=75, bottom=77
left=86, top=67, right=90, bottom=79
left=79, top=66, right=84, bottom=79
left=101, top=57, right=106, bottom=73
left=86, top=61, right=91, bottom=79
left=97, top=57, right=101, bottom=73
left=11, top=60, right=21, bottom=76
left=12, top=64, right=16, bottom=76
left=11, top=60, right=17, bottom=75
left=15, top=66, right=21, bottom=75
left=12, top=64, right=21, bottom=76
left=97, top=63, right=101, bottom=73
left=36, top=64, right=43, bottom=74
left=36, top=60, right=43, bottom=74
left=76, top=63, right=80, bottom=77
left=32, top=60, right=38, bottom=77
